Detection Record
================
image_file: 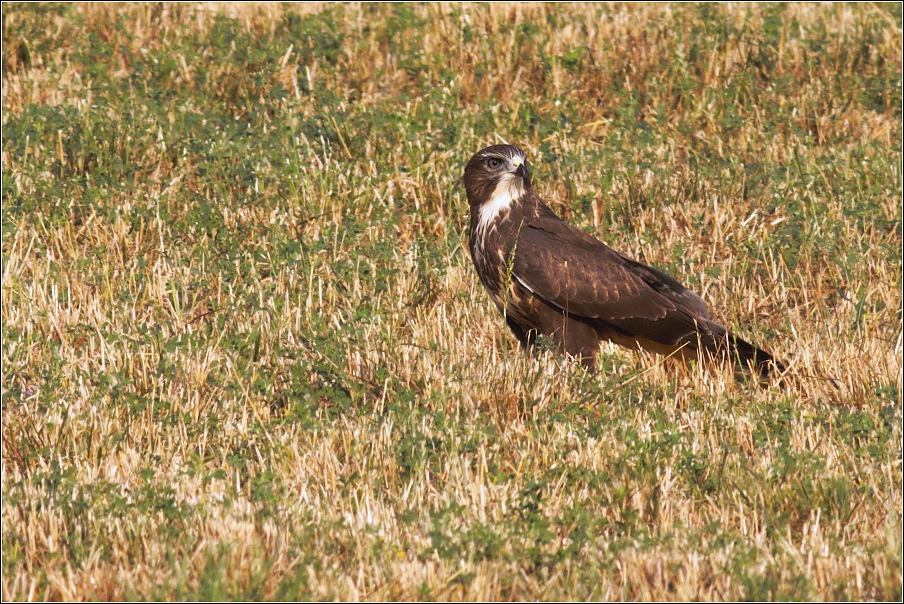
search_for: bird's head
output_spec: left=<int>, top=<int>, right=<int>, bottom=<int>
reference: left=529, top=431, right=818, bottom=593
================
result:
left=463, top=144, right=532, bottom=210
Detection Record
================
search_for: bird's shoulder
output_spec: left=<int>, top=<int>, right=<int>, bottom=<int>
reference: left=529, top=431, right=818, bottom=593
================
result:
left=515, top=201, right=710, bottom=320
left=521, top=203, right=619, bottom=256
left=519, top=203, right=631, bottom=271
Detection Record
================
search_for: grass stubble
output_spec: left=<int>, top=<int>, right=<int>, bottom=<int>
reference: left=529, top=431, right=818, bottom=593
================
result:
left=1, top=3, right=901, bottom=600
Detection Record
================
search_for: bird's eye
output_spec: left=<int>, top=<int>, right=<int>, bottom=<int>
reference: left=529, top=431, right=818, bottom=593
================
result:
left=487, top=158, right=502, bottom=169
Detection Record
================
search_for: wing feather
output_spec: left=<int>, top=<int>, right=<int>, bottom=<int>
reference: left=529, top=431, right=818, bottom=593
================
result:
left=511, top=209, right=714, bottom=347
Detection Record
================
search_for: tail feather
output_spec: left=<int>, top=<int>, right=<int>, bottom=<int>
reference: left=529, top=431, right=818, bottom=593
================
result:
left=698, top=321, right=785, bottom=380
left=725, top=331, right=785, bottom=380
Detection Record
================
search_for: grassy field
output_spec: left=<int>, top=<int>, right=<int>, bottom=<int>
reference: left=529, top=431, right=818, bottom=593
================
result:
left=2, top=3, right=901, bottom=600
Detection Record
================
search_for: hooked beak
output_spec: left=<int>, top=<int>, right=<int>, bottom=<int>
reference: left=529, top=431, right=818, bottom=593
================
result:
left=515, top=162, right=531, bottom=188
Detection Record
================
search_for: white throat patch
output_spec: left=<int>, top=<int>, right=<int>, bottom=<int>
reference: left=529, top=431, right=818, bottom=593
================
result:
left=477, top=174, right=525, bottom=233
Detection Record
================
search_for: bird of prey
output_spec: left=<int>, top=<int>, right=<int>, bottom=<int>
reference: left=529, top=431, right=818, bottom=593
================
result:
left=463, top=143, right=783, bottom=378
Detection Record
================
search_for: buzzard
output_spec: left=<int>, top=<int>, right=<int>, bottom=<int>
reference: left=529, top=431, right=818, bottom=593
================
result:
left=463, top=144, right=783, bottom=378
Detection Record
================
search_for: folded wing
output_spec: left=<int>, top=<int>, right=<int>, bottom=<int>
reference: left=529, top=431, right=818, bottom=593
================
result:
left=512, top=212, right=717, bottom=351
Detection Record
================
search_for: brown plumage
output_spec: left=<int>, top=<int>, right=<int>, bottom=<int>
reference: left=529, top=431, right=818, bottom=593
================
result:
left=463, top=144, right=784, bottom=378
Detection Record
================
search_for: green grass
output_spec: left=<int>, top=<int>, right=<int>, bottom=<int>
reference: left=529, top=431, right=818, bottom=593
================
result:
left=2, top=3, right=902, bottom=600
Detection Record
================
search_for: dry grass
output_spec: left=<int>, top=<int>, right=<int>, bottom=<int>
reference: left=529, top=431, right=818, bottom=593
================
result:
left=2, top=3, right=902, bottom=600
